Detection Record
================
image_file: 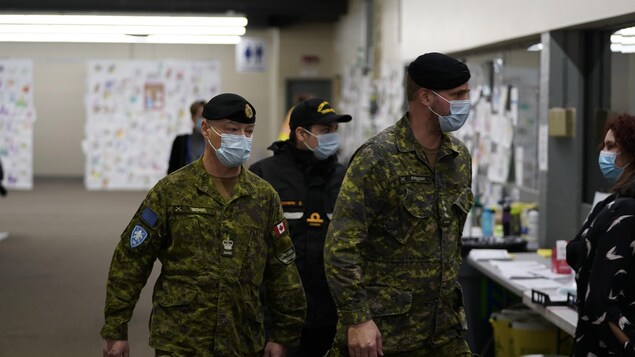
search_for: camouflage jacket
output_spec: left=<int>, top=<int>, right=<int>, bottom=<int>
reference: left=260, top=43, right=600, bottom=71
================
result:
left=324, top=115, right=474, bottom=353
left=101, top=158, right=307, bottom=356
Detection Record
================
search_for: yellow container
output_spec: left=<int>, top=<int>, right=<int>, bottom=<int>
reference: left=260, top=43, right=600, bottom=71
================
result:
left=510, top=320, right=558, bottom=356
left=490, top=312, right=514, bottom=357
left=490, top=308, right=569, bottom=357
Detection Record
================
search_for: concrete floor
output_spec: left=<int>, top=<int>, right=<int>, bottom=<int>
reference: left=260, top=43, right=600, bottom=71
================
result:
left=0, top=178, right=159, bottom=356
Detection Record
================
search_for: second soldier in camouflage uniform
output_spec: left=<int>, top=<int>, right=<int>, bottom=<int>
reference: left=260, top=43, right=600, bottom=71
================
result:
left=101, top=93, right=307, bottom=357
left=324, top=53, right=474, bottom=356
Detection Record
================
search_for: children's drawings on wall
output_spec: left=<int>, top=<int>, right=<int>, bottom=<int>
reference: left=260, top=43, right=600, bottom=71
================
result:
left=0, top=59, right=36, bottom=190
left=337, top=64, right=405, bottom=162
left=83, top=60, right=220, bottom=190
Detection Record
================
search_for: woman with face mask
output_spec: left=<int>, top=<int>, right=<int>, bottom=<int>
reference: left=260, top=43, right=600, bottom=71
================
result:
left=567, top=114, right=635, bottom=356
left=249, top=98, right=352, bottom=357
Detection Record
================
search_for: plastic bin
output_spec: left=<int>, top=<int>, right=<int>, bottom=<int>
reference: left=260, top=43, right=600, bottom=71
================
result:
left=510, top=320, right=558, bottom=357
left=489, top=307, right=567, bottom=357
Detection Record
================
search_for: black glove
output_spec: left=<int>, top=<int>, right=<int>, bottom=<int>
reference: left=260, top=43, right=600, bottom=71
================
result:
left=624, top=341, right=635, bottom=357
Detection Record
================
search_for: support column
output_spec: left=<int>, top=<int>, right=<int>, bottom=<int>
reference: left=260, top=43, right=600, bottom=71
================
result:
left=538, top=30, right=611, bottom=248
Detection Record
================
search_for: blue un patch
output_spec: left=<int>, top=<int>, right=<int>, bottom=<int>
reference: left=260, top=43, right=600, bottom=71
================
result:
left=130, top=225, right=148, bottom=248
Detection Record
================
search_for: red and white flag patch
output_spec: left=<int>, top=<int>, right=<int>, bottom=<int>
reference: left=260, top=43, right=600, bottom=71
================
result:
left=273, top=219, right=288, bottom=238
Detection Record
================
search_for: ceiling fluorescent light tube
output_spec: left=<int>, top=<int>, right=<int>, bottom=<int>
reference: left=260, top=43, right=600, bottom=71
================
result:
left=0, top=24, right=246, bottom=36
left=0, top=33, right=242, bottom=44
left=0, top=14, right=248, bottom=27
left=0, top=13, right=247, bottom=43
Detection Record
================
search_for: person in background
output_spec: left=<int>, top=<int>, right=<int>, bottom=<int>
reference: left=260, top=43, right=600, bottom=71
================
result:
left=167, top=100, right=206, bottom=174
left=101, top=93, right=306, bottom=357
left=0, top=157, right=6, bottom=197
left=0, top=158, right=8, bottom=241
left=250, top=98, right=352, bottom=357
left=567, top=114, right=635, bottom=356
left=324, top=52, right=474, bottom=356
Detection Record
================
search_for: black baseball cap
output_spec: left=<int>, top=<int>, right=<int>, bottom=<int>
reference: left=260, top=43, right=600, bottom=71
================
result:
left=289, top=98, right=352, bottom=129
left=202, top=93, right=256, bottom=124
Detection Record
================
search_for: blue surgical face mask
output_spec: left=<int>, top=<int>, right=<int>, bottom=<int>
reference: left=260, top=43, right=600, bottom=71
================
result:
left=428, top=91, right=471, bottom=132
left=303, top=128, right=339, bottom=160
left=207, top=126, right=252, bottom=168
left=599, top=151, right=625, bottom=182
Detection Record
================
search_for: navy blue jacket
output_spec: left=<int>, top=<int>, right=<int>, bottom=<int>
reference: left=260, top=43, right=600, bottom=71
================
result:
left=250, top=140, right=345, bottom=328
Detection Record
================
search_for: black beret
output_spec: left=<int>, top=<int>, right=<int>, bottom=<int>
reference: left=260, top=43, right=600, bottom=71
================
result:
left=290, top=98, right=352, bottom=129
left=407, top=52, right=471, bottom=90
left=202, top=93, right=255, bottom=124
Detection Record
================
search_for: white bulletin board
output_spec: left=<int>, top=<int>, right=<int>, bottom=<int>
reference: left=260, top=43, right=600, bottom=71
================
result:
left=83, top=60, right=220, bottom=190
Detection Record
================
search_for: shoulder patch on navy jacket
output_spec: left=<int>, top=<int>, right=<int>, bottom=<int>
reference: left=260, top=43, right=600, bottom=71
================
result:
left=140, top=206, right=159, bottom=229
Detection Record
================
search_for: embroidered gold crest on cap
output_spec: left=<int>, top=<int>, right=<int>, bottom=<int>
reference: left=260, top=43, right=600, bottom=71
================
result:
left=245, top=104, right=254, bottom=118
left=316, top=101, right=335, bottom=114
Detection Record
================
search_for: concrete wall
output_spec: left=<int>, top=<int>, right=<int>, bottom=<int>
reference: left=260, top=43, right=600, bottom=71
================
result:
left=400, top=0, right=635, bottom=59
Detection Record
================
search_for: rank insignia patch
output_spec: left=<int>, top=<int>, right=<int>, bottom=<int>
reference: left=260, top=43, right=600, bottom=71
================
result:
left=130, top=225, right=148, bottom=248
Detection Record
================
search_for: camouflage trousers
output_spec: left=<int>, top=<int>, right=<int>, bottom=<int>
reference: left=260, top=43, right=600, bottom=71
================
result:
left=326, top=338, right=473, bottom=357
left=156, top=350, right=263, bottom=357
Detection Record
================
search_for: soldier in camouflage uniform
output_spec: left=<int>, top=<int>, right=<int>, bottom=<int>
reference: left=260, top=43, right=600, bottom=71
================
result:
left=324, top=53, right=474, bottom=356
left=101, top=93, right=307, bottom=357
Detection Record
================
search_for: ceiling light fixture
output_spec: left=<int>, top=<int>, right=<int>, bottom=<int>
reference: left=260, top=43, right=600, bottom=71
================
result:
left=526, top=43, right=543, bottom=52
left=610, top=27, right=635, bottom=53
left=0, top=13, right=247, bottom=44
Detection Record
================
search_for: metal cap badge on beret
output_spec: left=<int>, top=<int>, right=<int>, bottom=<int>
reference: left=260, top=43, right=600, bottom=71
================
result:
left=202, top=93, right=256, bottom=124
left=290, top=98, right=352, bottom=129
left=407, top=52, right=471, bottom=90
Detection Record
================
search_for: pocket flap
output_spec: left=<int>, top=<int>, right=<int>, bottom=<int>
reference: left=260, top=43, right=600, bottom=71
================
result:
left=403, top=188, right=432, bottom=219
left=157, top=284, right=198, bottom=307
left=453, top=188, right=474, bottom=214
left=367, top=286, right=412, bottom=317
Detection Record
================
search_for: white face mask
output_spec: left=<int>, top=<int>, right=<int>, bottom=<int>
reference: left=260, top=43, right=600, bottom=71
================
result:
left=207, top=126, right=252, bottom=168
left=302, top=128, right=340, bottom=160
left=428, top=91, right=471, bottom=132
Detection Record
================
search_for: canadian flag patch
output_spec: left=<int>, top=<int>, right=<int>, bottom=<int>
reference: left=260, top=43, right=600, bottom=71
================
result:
left=273, top=219, right=288, bottom=238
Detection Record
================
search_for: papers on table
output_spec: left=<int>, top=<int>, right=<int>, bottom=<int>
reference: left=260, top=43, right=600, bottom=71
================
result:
left=468, top=249, right=512, bottom=261
left=468, top=249, right=573, bottom=293
left=514, top=279, right=564, bottom=290
left=490, top=260, right=544, bottom=279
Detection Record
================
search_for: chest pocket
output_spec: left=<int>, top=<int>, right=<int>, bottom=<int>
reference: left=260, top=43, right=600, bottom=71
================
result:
left=381, top=183, right=435, bottom=247
left=398, top=184, right=436, bottom=242
left=402, top=187, right=434, bottom=219
left=168, top=206, right=216, bottom=261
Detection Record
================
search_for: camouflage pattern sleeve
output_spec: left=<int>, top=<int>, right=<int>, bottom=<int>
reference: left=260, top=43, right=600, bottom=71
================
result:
left=262, top=194, right=307, bottom=346
left=100, top=187, right=164, bottom=340
left=324, top=144, right=389, bottom=326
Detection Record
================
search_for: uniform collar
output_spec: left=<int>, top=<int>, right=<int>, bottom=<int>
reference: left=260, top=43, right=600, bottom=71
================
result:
left=396, top=113, right=461, bottom=161
left=192, top=157, right=255, bottom=202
